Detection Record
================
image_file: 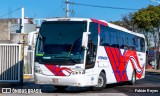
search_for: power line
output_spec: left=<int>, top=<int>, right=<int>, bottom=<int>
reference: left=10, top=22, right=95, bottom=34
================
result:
left=68, top=2, right=139, bottom=10
left=64, top=0, right=75, bottom=17
left=47, top=3, right=64, bottom=18
left=0, top=7, right=22, bottom=18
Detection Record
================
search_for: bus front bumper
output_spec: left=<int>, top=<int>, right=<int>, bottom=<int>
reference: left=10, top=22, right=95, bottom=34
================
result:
left=34, top=73, right=97, bottom=87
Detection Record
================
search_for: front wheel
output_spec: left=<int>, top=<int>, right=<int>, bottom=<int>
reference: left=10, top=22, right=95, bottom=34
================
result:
left=92, top=72, right=106, bottom=91
left=129, top=71, right=136, bottom=85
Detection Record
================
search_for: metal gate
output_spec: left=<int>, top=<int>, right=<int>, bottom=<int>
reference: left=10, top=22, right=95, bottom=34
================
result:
left=24, top=50, right=34, bottom=76
left=0, top=44, right=22, bottom=83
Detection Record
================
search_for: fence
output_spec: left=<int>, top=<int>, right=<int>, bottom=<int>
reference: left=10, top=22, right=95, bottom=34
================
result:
left=23, top=50, right=34, bottom=76
left=0, top=44, right=22, bottom=83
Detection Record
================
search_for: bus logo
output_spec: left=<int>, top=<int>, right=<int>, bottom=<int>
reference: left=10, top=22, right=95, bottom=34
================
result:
left=98, top=56, right=108, bottom=60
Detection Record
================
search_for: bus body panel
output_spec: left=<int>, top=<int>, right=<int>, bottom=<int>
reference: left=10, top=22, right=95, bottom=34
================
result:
left=34, top=63, right=98, bottom=86
left=96, top=46, right=117, bottom=84
left=96, top=46, right=145, bottom=84
left=34, top=18, right=146, bottom=87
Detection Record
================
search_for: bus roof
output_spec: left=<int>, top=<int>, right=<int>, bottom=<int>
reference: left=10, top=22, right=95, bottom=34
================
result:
left=44, top=17, right=145, bottom=38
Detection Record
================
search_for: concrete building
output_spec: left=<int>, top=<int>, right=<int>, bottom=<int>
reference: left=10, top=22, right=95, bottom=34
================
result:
left=0, top=18, right=36, bottom=44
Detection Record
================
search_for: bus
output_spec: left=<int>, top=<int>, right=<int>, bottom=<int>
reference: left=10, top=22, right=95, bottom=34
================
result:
left=34, top=18, right=146, bottom=91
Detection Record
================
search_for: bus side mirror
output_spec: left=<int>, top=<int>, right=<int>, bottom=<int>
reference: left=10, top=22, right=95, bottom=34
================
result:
left=82, top=32, right=91, bottom=49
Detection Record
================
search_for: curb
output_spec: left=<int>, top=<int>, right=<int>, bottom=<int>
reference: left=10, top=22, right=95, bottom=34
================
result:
left=145, top=68, right=160, bottom=73
left=23, top=75, right=32, bottom=79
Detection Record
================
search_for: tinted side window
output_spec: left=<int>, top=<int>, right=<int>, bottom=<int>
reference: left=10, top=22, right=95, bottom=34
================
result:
left=120, top=32, right=128, bottom=49
left=100, top=26, right=120, bottom=48
left=100, top=26, right=111, bottom=46
left=135, top=37, right=140, bottom=51
left=89, top=22, right=98, bottom=45
left=140, top=38, right=145, bottom=52
left=86, top=22, right=99, bottom=69
left=99, top=26, right=145, bottom=52
left=128, top=34, right=136, bottom=51
left=110, top=30, right=119, bottom=48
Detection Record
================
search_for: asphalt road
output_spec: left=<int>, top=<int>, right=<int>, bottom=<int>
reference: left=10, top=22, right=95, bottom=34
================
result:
left=1, top=71, right=160, bottom=96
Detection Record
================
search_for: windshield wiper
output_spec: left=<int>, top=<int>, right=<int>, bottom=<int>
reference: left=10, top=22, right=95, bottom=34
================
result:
left=69, top=58, right=78, bottom=63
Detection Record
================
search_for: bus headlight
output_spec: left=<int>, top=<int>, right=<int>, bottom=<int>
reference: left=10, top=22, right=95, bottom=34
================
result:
left=34, top=66, right=43, bottom=74
left=71, top=70, right=85, bottom=75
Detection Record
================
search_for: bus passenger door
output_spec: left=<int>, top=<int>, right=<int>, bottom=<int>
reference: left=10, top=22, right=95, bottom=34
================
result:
left=84, top=31, right=99, bottom=86
left=85, top=22, right=98, bottom=69
left=85, top=39, right=97, bottom=69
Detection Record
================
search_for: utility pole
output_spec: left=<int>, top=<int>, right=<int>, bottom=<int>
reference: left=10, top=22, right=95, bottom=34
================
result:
left=21, top=7, right=24, bottom=33
left=65, top=0, right=69, bottom=17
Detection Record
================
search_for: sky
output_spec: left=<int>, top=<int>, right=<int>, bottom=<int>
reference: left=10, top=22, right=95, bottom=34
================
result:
left=0, top=0, right=159, bottom=22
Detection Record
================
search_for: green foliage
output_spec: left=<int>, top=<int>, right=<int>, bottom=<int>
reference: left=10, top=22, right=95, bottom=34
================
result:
left=133, top=5, right=160, bottom=49
left=133, top=5, right=160, bottom=32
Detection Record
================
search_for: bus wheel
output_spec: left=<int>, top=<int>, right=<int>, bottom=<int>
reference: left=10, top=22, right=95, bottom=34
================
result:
left=129, top=71, right=136, bottom=85
left=92, top=72, right=106, bottom=91
left=54, top=86, right=68, bottom=90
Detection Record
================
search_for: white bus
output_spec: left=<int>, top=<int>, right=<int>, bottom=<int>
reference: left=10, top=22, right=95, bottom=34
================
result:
left=34, top=18, right=146, bottom=91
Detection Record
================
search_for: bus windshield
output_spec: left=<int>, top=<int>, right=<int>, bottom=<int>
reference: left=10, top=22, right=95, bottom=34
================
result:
left=35, top=21, right=87, bottom=65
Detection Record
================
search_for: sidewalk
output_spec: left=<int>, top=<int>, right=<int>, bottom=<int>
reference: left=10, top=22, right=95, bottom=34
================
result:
left=145, top=68, right=160, bottom=73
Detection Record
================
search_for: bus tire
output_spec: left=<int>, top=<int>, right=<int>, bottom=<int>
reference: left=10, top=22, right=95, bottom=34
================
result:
left=54, top=86, right=68, bottom=90
left=92, top=72, right=106, bottom=91
left=129, top=71, right=136, bottom=85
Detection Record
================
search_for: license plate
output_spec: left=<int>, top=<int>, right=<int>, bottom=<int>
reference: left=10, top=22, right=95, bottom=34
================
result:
left=52, top=78, right=58, bottom=83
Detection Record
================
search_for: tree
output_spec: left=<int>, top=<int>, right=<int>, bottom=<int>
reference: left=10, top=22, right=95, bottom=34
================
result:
left=121, top=13, right=135, bottom=31
left=133, top=8, right=152, bottom=48
left=111, top=5, right=160, bottom=69
left=133, top=5, right=160, bottom=69
left=110, top=13, right=135, bottom=32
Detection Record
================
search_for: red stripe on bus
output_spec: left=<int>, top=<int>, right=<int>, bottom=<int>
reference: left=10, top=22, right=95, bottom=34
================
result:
left=91, top=18, right=98, bottom=23
left=105, top=46, right=121, bottom=82
left=110, top=48, right=122, bottom=82
left=45, top=64, right=71, bottom=76
left=103, top=22, right=108, bottom=26
left=97, top=20, right=103, bottom=25
left=98, top=24, right=100, bottom=34
left=115, top=48, right=128, bottom=81
left=105, top=47, right=145, bottom=82
left=91, top=18, right=108, bottom=26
